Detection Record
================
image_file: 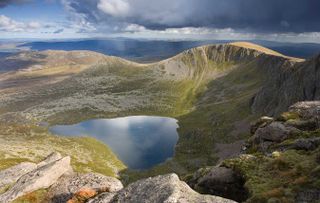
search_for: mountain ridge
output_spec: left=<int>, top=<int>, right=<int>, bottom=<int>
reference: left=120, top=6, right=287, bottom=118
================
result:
left=1, top=41, right=320, bottom=192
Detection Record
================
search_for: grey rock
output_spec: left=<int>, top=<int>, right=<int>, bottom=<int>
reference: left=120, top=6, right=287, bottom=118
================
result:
left=37, top=152, right=62, bottom=168
left=296, top=189, right=320, bottom=203
left=292, top=137, right=320, bottom=151
left=253, top=122, right=298, bottom=144
left=0, top=156, right=71, bottom=202
left=195, top=167, right=247, bottom=202
left=88, top=192, right=117, bottom=203
left=253, top=122, right=285, bottom=143
left=109, top=173, right=236, bottom=203
left=48, top=172, right=123, bottom=203
left=290, top=101, right=320, bottom=119
left=285, top=118, right=317, bottom=131
left=0, top=162, right=37, bottom=189
left=0, top=152, right=63, bottom=192
left=257, top=141, right=274, bottom=153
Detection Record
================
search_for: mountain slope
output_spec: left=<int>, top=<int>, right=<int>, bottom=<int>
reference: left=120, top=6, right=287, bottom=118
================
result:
left=2, top=42, right=320, bottom=180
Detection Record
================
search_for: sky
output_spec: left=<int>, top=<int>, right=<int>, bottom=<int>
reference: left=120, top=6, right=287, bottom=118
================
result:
left=0, top=0, right=320, bottom=42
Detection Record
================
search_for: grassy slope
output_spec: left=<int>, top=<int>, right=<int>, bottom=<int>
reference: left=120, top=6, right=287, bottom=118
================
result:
left=0, top=124, right=125, bottom=177
left=0, top=43, right=301, bottom=185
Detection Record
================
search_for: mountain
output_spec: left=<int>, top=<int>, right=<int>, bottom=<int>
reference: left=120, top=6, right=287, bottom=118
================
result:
left=1, top=42, right=320, bottom=202
left=14, top=39, right=320, bottom=61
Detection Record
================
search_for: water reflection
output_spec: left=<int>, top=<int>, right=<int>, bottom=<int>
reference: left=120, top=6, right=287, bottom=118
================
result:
left=50, top=116, right=179, bottom=169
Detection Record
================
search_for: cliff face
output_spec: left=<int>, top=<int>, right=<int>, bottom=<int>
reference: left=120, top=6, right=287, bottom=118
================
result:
left=251, top=54, right=320, bottom=116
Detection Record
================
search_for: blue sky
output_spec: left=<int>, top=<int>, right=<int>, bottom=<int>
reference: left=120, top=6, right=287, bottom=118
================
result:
left=1, top=0, right=64, bottom=22
left=0, top=0, right=82, bottom=39
left=1, top=0, right=320, bottom=42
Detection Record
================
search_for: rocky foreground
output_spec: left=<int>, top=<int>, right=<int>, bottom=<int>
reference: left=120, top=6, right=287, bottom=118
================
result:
left=187, top=101, right=320, bottom=202
left=0, top=152, right=235, bottom=203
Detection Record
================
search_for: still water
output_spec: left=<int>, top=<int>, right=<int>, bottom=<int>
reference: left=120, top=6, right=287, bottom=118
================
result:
left=49, top=116, right=179, bottom=170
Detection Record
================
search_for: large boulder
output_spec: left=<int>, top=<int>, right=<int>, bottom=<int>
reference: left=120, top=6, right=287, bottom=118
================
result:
left=101, top=174, right=236, bottom=203
left=48, top=173, right=123, bottom=203
left=189, top=167, right=247, bottom=202
left=291, top=137, right=320, bottom=151
left=289, top=101, right=320, bottom=120
left=0, top=156, right=72, bottom=202
left=0, top=152, right=63, bottom=191
left=0, top=162, right=37, bottom=190
left=285, top=118, right=318, bottom=131
left=253, top=122, right=299, bottom=144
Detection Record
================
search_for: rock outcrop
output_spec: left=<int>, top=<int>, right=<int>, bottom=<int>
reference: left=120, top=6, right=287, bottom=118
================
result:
left=0, top=152, right=63, bottom=191
left=0, top=162, right=37, bottom=189
left=48, top=173, right=123, bottom=203
left=248, top=101, right=320, bottom=153
left=37, top=152, right=63, bottom=167
left=188, top=167, right=248, bottom=202
left=105, top=174, right=236, bottom=203
left=0, top=153, right=237, bottom=203
left=0, top=156, right=72, bottom=202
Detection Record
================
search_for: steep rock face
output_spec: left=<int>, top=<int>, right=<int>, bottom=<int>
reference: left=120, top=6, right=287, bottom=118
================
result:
left=158, top=43, right=277, bottom=82
left=251, top=55, right=320, bottom=116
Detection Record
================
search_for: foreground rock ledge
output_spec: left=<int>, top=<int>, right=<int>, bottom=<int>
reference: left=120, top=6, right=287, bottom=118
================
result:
left=0, top=153, right=236, bottom=203
left=104, top=174, right=236, bottom=203
left=0, top=156, right=72, bottom=202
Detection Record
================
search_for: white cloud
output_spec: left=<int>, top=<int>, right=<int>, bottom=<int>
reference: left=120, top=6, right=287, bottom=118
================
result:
left=0, top=15, right=41, bottom=32
left=61, top=0, right=97, bottom=33
left=124, top=24, right=146, bottom=32
left=114, top=26, right=257, bottom=41
left=27, top=21, right=41, bottom=29
left=97, top=0, right=130, bottom=18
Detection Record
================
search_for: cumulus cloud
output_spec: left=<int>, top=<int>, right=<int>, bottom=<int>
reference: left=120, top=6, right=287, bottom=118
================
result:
left=0, top=15, right=41, bottom=32
left=97, top=0, right=130, bottom=18
left=62, top=0, right=320, bottom=34
left=1, top=0, right=320, bottom=41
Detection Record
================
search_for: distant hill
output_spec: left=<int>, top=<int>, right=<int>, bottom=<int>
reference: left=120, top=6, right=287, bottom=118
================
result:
left=13, top=38, right=320, bottom=63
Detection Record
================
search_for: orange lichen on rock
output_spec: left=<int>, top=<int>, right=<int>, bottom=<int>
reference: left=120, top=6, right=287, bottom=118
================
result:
left=67, top=188, right=98, bottom=203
